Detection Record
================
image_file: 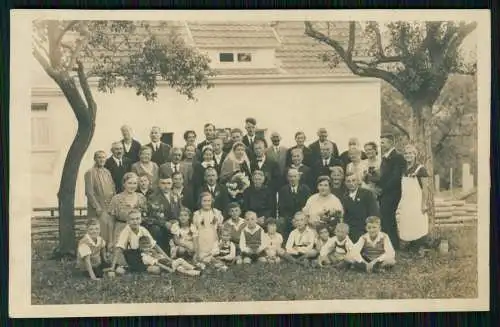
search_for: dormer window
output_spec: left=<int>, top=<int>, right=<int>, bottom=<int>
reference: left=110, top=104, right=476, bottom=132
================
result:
left=237, top=53, right=252, bottom=62
left=219, top=53, right=234, bottom=62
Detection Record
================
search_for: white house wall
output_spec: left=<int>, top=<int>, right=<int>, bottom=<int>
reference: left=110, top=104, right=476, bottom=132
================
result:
left=31, top=74, right=380, bottom=208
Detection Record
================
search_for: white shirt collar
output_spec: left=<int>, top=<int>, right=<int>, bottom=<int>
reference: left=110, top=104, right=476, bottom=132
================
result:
left=383, top=147, right=395, bottom=159
left=84, top=233, right=101, bottom=247
left=244, top=224, right=261, bottom=233
left=113, top=156, right=123, bottom=165
left=227, top=218, right=245, bottom=228
left=349, top=188, right=358, bottom=198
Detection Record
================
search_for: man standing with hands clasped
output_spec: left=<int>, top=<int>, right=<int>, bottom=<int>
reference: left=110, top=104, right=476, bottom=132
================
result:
left=376, top=132, right=406, bottom=250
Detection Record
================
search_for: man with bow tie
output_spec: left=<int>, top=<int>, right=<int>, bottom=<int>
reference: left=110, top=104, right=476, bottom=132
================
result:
left=250, top=139, right=281, bottom=192
left=277, top=168, right=311, bottom=240
left=341, top=172, right=380, bottom=242
left=159, top=147, right=192, bottom=188
left=146, top=126, right=171, bottom=166
left=265, top=132, right=288, bottom=179
left=376, top=133, right=406, bottom=250
left=104, top=141, right=132, bottom=193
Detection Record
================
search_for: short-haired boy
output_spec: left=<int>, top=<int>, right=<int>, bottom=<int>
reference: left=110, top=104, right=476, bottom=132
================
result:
left=345, top=216, right=396, bottom=273
left=239, top=211, right=269, bottom=264
left=209, top=228, right=237, bottom=271
left=76, top=218, right=111, bottom=280
left=317, top=222, right=354, bottom=269
left=223, top=202, right=247, bottom=264
left=282, top=211, right=317, bottom=266
left=264, top=218, right=284, bottom=263
left=138, top=236, right=201, bottom=276
left=110, top=209, right=168, bottom=275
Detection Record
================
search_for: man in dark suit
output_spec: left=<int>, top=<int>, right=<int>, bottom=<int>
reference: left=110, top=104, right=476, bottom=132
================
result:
left=376, top=133, right=406, bottom=250
left=171, top=171, right=195, bottom=212
left=285, top=131, right=313, bottom=167
left=342, top=172, right=380, bottom=242
left=197, top=123, right=217, bottom=152
left=197, top=167, right=230, bottom=214
left=159, top=147, right=193, bottom=187
left=104, top=141, right=132, bottom=193
left=242, top=117, right=267, bottom=153
left=212, top=138, right=228, bottom=176
left=312, top=142, right=342, bottom=182
left=120, top=125, right=142, bottom=164
left=146, top=126, right=171, bottom=166
left=250, top=139, right=281, bottom=192
left=277, top=168, right=311, bottom=240
left=308, top=128, right=339, bottom=164
left=146, top=176, right=179, bottom=252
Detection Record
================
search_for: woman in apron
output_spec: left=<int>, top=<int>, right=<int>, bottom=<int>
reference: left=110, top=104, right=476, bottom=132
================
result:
left=396, top=144, right=430, bottom=254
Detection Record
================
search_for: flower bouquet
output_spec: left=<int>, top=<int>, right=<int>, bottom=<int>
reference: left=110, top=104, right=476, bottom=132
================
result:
left=144, top=201, right=166, bottom=226
left=319, top=208, right=344, bottom=232
left=226, top=172, right=251, bottom=199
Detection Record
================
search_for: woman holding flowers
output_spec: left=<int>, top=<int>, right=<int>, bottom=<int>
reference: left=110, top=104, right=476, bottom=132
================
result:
left=220, top=141, right=252, bottom=184
left=303, top=176, right=344, bottom=231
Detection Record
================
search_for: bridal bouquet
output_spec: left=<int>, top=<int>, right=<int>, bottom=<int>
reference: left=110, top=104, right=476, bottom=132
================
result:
left=319, top=208, right=344, bottom=231
left=226, top=172, right=251, bottom=198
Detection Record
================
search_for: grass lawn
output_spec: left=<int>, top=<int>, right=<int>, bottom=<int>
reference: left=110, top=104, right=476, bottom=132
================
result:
left=31, top=226, right=478, bottom=304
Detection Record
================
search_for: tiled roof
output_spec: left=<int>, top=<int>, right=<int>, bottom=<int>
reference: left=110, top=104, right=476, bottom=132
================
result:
left=184, top=21, right=368, bottom=76
left=187, top=21, right=281, bottom=48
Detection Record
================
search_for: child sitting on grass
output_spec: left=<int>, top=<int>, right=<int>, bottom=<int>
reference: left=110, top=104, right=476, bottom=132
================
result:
left=110, top=209, right=167, bottom=275
left=170, top=207, right=197, bottom=260
left=345, top=216, right=396, bottom=273
left=223, top=202, right=247, bottom=264
left=138, top=236, right=201, bottom=276
left=317, top=222, right=354, bottom=268
left=264, top=218, right=284, bottom=263
left=209, top=228, right=237, bottom=271
left=282, top=211, right=317, bottom=266
left=309, top=223, right=332, bottom=267
left=76, top=218, right=111, bottom=280
left=239, top=211, right=269, bottom=264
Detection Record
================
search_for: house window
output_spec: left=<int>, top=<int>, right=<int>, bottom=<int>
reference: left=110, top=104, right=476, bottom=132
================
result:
left=237, top=53, right=252, bottom=62
left=219, top=53, right=234, bottom=62
left=31, top=103, right=52, bottom=151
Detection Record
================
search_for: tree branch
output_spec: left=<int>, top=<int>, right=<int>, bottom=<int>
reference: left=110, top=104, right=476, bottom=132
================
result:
left=304, top=21, right=406, bottom=94
left=388, top=119, right=410, bottom=139
left=445, top=22, right=477, bottom=56
left=55, top=21, right=81, bottom=47
left=32, top=47, right=59, bottom=81
left=76, top=60, right=96, bottom=115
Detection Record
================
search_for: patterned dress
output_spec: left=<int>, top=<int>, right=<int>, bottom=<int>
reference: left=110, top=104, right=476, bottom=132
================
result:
left=108, top=192, right=147, bottom=247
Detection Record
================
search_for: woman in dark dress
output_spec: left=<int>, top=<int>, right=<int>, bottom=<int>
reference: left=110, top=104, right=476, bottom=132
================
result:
left=243, top=170, right=275, bottom=226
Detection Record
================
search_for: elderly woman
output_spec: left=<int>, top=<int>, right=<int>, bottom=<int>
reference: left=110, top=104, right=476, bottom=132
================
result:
left=84, top=150, right=116, bottom=250
left=346, top=148, right=369, bottom=188
left=302, top=176, right=344, bottom=230
left=339, top=137, right=368, bottom=168
left=131, top=146, right=159, bottom=190
left=243, top=170, right=275, bottom=226
left=220, top=141, right=252, bottom=184
left=397, top=144, right=430, bottom=254
left=362, top=141, right=382, bottom=195
left=286, top=131, right=313, bottom=167
left=192, top=145, right=217, bottom=192
left=329, top=166, right=346, bottom=198
left=108, top=172, right=148, bottom=249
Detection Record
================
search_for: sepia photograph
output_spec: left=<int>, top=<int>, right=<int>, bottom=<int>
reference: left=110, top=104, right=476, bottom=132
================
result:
left=10, top=10, right=490, bottom=317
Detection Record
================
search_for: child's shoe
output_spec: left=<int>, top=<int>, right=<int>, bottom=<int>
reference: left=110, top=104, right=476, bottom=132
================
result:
left=243, top=257, right=252, bottom=264
left=184, top=269, right=201, bottom=276
left=195, top=262, right=206, bottom=270
left=236, top=257, right=243, bottom=265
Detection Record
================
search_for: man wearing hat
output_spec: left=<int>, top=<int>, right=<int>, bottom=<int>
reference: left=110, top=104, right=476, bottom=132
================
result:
left=377, top=132, right=406, bottom=250
left=265, top=132, right=288, bottom=178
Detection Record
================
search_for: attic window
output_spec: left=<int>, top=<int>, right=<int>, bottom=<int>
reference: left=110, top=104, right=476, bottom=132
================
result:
left=219, top=53, right=234, bottom=62
left=237, top=53, right=252, bottom=62
left=31, top=103, right=48, bottom=111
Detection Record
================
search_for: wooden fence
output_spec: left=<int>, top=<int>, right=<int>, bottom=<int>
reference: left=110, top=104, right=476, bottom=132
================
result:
left=32, top=199, right=477, bottom=241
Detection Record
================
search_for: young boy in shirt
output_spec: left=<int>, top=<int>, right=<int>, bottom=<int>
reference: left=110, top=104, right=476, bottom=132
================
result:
left=345, top=216, right=396, bottom=273
left=282, top=211, right=317, bottom=266
left=239, top=211, right=269, bottom=264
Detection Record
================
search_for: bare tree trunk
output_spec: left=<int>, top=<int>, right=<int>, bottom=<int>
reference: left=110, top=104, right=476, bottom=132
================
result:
left=411, top=103, right=436, bottom=234
left=53, top=77, right=96, bottom=259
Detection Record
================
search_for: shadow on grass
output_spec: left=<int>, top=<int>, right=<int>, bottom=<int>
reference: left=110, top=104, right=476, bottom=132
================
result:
left=31, top=226, right=478, bottom=304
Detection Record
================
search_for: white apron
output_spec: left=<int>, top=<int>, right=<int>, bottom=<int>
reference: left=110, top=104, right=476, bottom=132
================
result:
left=396, top=165, right=429, bottom=241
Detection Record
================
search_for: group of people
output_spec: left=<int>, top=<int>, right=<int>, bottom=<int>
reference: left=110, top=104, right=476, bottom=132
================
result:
left=79, top=118, right=432, bottom=280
